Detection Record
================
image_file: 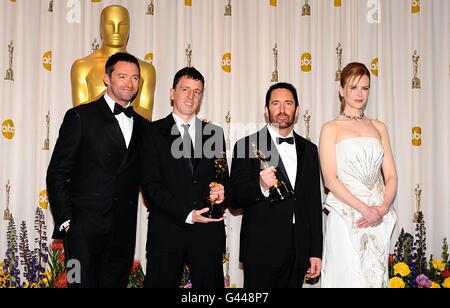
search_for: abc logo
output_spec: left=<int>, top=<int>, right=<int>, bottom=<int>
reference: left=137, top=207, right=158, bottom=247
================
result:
left=2, top=119, right=15, bottom=140
left=185, top=0, right=192, bottom=6
left=412, top=0, right=420, bottom=13
left=270, top=0, right=277, bottom=6
left=43, top=51, right=52, bottom=71
left=412, top=127, right=422, bottom=146
left=145, top=53, right=154, bottom=64
left=300, top=53, right=312, bottom=72
left=334, top=0, right=342, bottom=7
left=371, top=58, right=379, bottom=77
left=222, top=53, right=231, bottom=73
left=39, top=190, right=49, bottom=210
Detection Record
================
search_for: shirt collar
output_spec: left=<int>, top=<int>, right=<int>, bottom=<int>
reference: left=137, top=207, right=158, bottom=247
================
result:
left=104, top=93, right=131, bottom=113
left=267, top=124, right=295, bottom=142
left=172, top=113, right=197, bottom=131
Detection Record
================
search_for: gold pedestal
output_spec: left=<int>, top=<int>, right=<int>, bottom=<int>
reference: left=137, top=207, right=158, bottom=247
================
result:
left=4, top=69, right=14, bottom=81
left=3, top=209, right=12, bottom=221
left=271, top=71, right=278, bottom=83
left=412, top=77, right=421, bottom=89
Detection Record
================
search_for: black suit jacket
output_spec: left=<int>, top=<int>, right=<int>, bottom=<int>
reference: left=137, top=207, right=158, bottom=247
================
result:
left=47, top=97, right=147, bottom=249
left=141, top=114, right=229, bottom=255
left=230, top=126, right=322, bottom=270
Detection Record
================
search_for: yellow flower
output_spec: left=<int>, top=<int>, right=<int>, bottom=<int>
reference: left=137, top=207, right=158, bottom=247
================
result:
left=430, top=282, right=441, bottom=288
left=0, top=268, right=7, bottom=286
left=431, top=259, right=446, bottom=271
left=45, top=271, right=52, bottom=280
left=390, top=277, right=405, bottom=288
left=40, top=270, right=52, bottom=286
left=393, top=262, right=411, bottom=277
left=443, top=278, right=450, bottom=289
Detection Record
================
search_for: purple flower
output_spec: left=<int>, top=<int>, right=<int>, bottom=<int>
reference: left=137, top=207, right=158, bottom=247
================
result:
left=415, top=274, right=432, bottom=288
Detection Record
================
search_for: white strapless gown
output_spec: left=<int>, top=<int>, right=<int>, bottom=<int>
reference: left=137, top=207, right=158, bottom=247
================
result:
left=321, top=137, right=396, bottom=288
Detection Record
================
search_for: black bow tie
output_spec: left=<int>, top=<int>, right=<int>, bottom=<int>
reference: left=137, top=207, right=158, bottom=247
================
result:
left=113, top=103, right=134, bottom=118
left=277, top=137, right=295, bottom=145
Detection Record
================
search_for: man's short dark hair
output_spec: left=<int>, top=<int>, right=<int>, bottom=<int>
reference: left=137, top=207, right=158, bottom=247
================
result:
left=265, top=82, right=299, bottom=108
left=105, top=52, right=141, bottom=77
left=172, top=67, right=205, bottom=89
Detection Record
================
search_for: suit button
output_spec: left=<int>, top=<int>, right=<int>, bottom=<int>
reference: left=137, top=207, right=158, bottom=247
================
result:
left=193, top=180, right=198, bottom=184
left=193, top=201, right=198, bottom=206
left=114, top=198, right=118, bottom=202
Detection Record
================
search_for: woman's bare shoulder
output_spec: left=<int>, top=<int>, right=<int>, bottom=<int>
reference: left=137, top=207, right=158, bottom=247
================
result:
left=321, top=120, right=341, bottom=138
left=370, top=119, right=388, bottom=132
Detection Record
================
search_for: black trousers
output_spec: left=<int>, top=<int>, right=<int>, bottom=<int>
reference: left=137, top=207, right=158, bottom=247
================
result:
left=143, top=249, right=224, bottom=288
left=243, top=225, right=305, bottom=288
left=64, top=224, right=133, bottom=288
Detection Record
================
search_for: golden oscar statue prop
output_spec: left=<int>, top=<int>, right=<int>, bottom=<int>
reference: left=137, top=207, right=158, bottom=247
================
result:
left=71, top=5, right=156, bottom=120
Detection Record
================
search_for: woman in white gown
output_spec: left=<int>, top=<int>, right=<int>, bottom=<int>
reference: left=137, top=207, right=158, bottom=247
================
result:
left=319, top=63, right=397, bottom=288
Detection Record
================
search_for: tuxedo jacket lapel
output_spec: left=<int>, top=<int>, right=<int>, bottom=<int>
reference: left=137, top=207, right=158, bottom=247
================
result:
left=276, top=157, right=294, bottom=192
left=161, top=114, right=181, bottom=150
left=117, top=113, right=142, bottom=174
left=192, top=118, right=203, bottom=170
left=161, top=114, right=194, bottom=175
left=293, top=133, right=306, bottom=193
left=97, top=98, right=128, bottom=153
left=127, top=114, right=140, bottom=150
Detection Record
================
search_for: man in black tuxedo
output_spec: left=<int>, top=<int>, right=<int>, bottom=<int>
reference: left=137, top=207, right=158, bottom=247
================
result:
left=141, top=67, right=229, bottom=288
left=47, top=52, right=147, bottom=288
left=230, top=82, right=322, bottom=288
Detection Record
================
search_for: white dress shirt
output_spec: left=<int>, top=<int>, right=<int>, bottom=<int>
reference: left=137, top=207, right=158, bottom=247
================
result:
left=267, top=125, right=297, bottom=188
left=172, top=113, right=197, bottom=150
left=172, top=113, right=198, bottom=224
left=262, top=124, right=298, bottom=223
left=104, top=93, right=134, bottom=148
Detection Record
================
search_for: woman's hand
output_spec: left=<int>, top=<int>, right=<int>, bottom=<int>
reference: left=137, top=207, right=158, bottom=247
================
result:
left=374, top=205, right=390, bottom=217
left=356, top=206, right=383, bottom=228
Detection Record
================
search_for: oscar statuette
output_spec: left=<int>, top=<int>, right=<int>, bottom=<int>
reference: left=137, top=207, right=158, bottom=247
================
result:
left=202, top=153, right=228, bottom=219
left=3, top=181, right=12, bottom=221
left=304, top=110, right=311, bottom=141
left=147, top=0, right=154, bottom=16
left=335, top=43, right=343, bottom=82
left=43, top=111, right=50, bottom=150
left=412, top=51, right=421, bottom=89
left=272, top=44, right=279, bottom=82
left=186, top=44, right=192, bottom=68
left=251, top=143, right=293, bottom=204
left=4, top=41, right=14, bottom=81
left=413, top=184, right=422, bottom=223
left=302, top=0, right=311, bottom=16
left=224, top=0, right=232, bottom=16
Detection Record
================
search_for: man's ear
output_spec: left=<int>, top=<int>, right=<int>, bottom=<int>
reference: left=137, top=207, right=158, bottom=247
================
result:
left=104, top=73, right=110, bottom=87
